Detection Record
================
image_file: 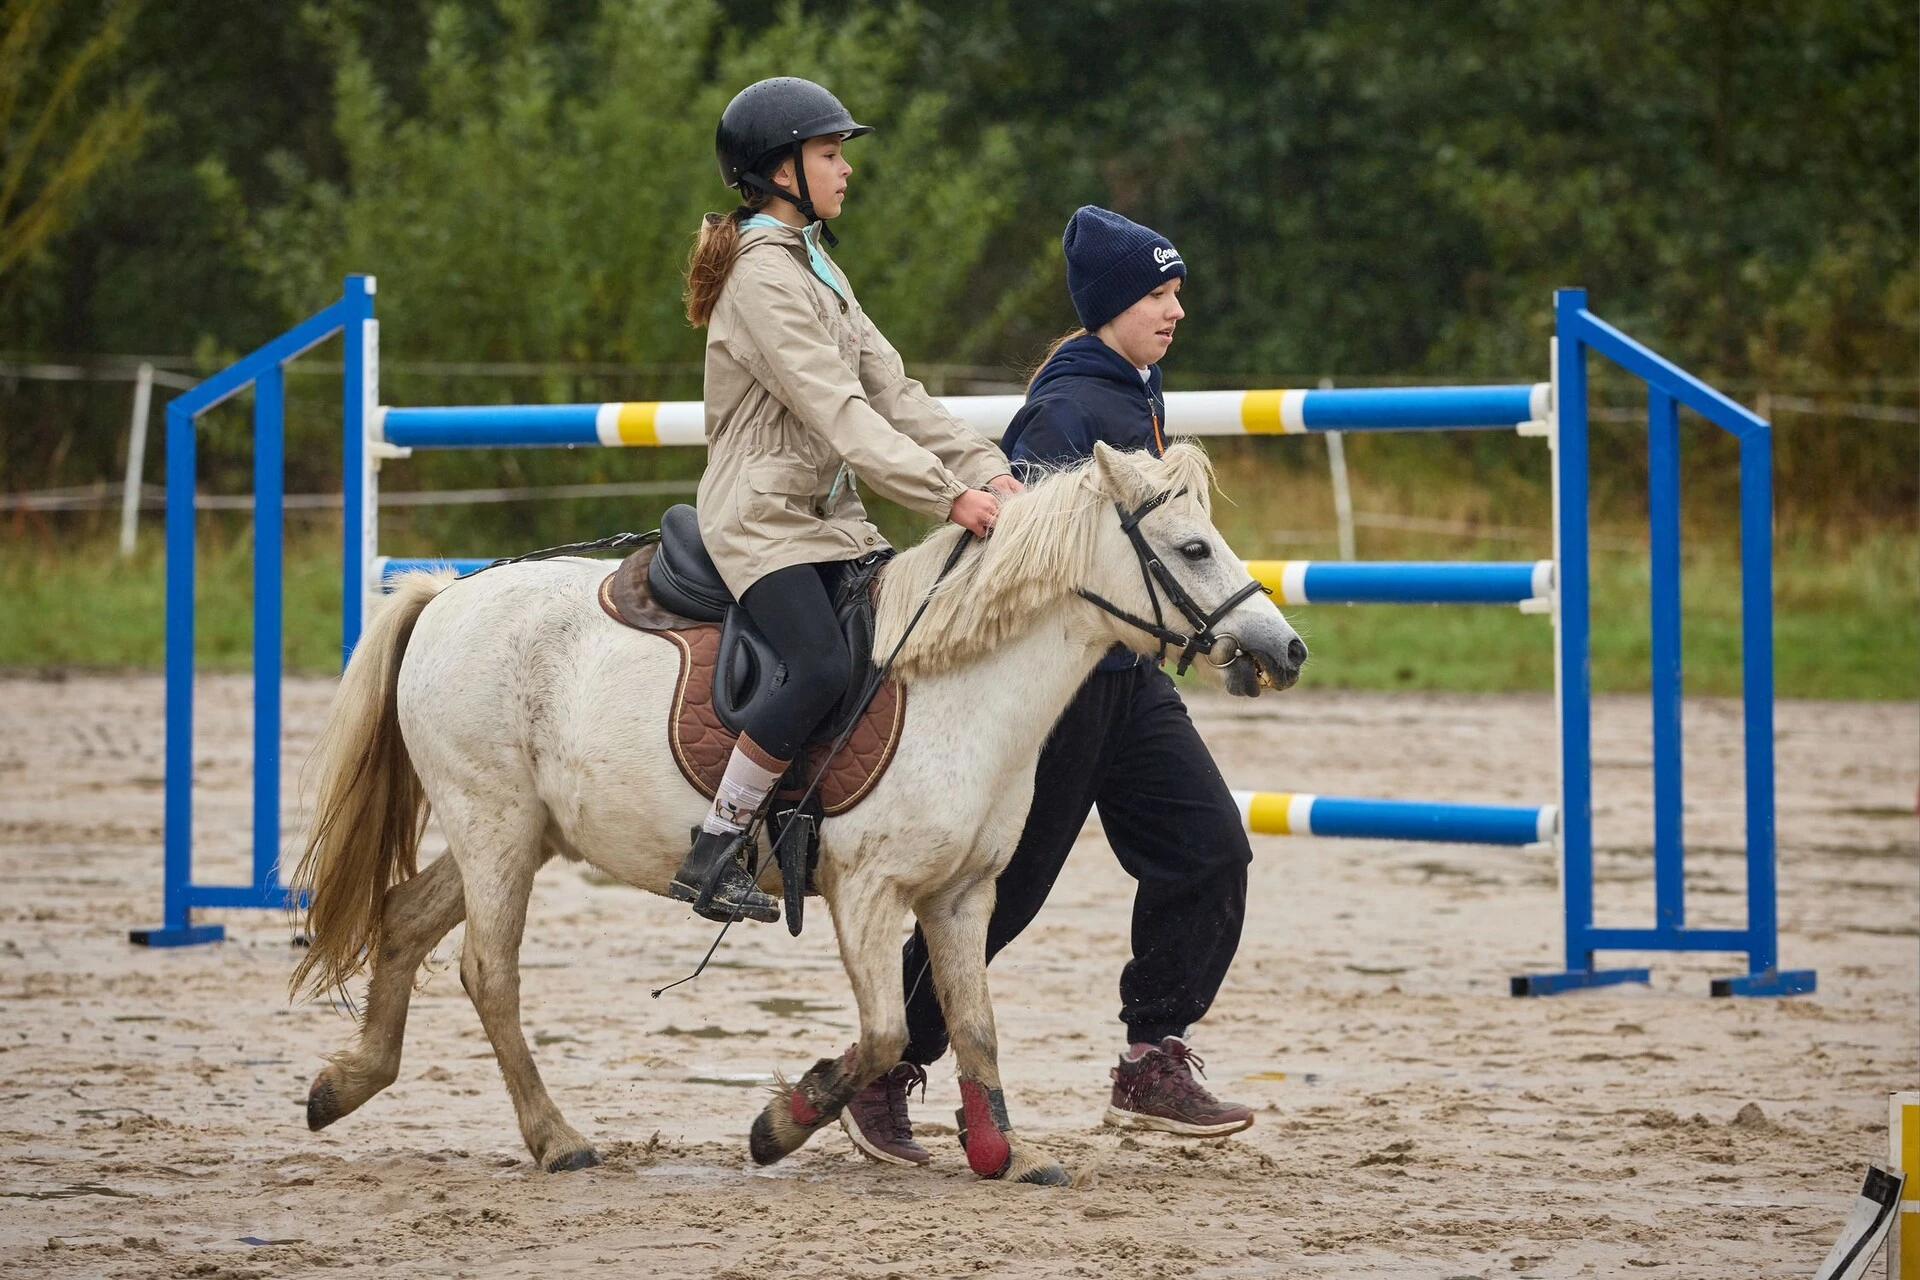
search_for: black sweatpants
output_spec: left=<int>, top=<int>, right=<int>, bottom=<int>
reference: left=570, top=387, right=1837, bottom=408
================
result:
left=737, top=559, right=855, bottom=761
left=900, top=662, right=1252, bottom=1062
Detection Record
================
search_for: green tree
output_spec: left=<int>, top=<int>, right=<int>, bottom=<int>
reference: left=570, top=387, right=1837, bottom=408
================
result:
left=213, top=0, right=1022, bottom=366
left=0, top=0, right=150, bottom=278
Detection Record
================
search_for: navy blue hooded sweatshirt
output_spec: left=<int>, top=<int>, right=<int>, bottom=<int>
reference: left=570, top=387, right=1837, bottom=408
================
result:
left=1002, top=333, right=1167, bottom=671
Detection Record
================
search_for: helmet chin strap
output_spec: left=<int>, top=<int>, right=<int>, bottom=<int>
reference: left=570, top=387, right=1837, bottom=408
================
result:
left=738, top=140, right=839, bottom=248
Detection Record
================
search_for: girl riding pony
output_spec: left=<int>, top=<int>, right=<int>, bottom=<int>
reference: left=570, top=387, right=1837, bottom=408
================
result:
left=670, top=78, right=1019, bottom=923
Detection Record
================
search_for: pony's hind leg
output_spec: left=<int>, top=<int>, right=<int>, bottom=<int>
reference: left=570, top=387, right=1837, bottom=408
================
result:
left=447, top=798, right=600, bottom=1173
left=920, top=880, right=1070, bottom=1186
left=307, top=852, right=466, bottom=1131
left=749, top=872, right=910, bottom=1166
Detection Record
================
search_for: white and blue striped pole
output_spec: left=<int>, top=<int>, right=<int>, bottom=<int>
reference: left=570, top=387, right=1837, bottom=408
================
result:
left=377, top=555, right=1554, bottom=607
left=1247, top=559, right=1553, bottom=606
left=372, top=384, right=1552, bottom=451
left=1233, top=791, right=1557, bottom=846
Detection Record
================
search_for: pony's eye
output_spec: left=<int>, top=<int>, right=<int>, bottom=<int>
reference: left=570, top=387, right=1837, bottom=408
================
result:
left=1179, top=540, right=1211, bottom=561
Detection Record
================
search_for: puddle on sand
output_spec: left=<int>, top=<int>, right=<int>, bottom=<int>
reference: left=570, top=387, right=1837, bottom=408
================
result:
left=682, top=1073, right=777, bottom=1088
left=5, top=1184, right=139, bottom=1200
left=660, top=1025, right=767, bottom=1040
left=751, top=998, right=841, bottom=1018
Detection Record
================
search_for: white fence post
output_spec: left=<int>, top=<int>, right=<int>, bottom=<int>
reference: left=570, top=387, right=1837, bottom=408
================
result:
left=118, top=361, right=154, bottom=557
left=1320, top=376, right=1356, bottom=560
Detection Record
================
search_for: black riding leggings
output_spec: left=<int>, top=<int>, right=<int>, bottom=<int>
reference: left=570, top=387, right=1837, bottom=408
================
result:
left=737, top=559, right=855, bottom=762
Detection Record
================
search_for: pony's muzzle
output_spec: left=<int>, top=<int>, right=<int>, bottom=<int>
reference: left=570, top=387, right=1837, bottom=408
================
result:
left=1234, top=636, right=1306, bottom=694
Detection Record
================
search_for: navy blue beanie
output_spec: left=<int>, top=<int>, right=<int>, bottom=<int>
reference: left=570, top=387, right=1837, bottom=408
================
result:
left=1063, top=206, right=1186, bottom=332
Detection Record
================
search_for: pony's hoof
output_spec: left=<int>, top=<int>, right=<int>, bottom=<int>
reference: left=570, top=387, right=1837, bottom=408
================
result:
left=1016, top=1162, right=1071, bottom=1187
left=306, top=1073, right=340, bottom=1132
left=748, top=1108, right=788, bottom=1166
left=544, top=1147, right=602, bottom=1174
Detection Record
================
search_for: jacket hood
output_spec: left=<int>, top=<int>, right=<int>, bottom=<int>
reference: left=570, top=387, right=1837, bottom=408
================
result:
left=737, top=218, right=808, bottom=250
left=1028, top=333, right=1161, bottom=401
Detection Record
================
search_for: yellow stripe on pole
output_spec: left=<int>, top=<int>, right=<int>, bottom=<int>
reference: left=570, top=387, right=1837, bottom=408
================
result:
left=1904, top=1102, right=1920, bottom=1195
left=615, top=401, right=659, bottom=445
left=1246, top=792, right=1295, bottom=835
left=1245, top=561, right=1291, bottom=603
left=1893, top=1095, right=1920, bottom=1280
left=1240, top=390, right=1285, bottom=434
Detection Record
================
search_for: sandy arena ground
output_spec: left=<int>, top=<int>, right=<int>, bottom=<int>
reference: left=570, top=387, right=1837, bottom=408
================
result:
left=1, top=673, right=1915, bottom=1278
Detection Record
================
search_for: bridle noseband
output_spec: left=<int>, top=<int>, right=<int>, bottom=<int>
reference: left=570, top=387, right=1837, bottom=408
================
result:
left=1075, top=487, right=1269, bottom=675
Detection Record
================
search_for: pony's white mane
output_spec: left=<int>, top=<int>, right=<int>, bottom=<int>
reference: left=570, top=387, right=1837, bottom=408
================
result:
left=874, top=441, right=1216, bottom=682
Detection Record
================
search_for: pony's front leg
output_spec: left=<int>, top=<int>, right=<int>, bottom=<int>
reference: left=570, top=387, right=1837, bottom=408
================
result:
left=748, top=871, right=908, bottom=1166
left=920, top=880, right=1071, bottom=1186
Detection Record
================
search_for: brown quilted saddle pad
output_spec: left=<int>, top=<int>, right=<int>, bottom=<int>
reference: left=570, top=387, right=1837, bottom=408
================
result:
left=597, top=543, right=906, bottom=816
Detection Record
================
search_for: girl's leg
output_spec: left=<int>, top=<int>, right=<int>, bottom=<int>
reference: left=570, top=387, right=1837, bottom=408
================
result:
left=1097, top=666, right=1251, bottom=1044
left=734, top=558, right=856, bottom=764
left=671, top=560, right=853, bottom=922
left=1095, top=665, right=1255, bottom=1136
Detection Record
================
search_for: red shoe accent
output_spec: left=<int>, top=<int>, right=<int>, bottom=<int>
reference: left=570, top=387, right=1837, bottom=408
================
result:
left=958, top=1078, right=1011, bottom=1178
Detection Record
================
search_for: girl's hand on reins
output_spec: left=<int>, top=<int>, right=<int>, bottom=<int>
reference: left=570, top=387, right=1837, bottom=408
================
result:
left=949, top=488, right=1001, bottom=536
left=986, top=473, right=1024, bottom=497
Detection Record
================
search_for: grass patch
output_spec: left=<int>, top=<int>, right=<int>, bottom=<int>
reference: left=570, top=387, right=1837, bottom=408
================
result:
left=3, top=521, right=1913, bottom=700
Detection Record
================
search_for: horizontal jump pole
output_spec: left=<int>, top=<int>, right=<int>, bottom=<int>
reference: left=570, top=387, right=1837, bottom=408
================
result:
left=1248, top=559, right=1553, bottom=605
left=1233, top=790, right=1557, bottom=846
left=372, top=384, right=1550, bottom=450
left=378, top=555, right=1552, bottom=609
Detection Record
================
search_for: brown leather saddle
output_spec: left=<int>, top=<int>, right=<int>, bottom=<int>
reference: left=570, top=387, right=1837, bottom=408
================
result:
left=596, top=506, right=906, bottom=821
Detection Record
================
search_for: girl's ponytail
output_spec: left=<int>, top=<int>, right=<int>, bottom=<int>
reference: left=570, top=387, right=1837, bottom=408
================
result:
left=684, top=203, right=757, bottom=326
left=684, top=208, right=745, bottom=327
left=1026, top=327, right=1088, bottom=389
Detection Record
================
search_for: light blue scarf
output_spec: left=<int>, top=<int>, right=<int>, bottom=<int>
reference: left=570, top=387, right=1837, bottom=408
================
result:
left=744, top=213, right=849, bottom=304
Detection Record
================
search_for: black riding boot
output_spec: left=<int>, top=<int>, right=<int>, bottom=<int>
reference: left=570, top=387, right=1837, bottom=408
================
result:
left=669, top=827, right=780, bottom=924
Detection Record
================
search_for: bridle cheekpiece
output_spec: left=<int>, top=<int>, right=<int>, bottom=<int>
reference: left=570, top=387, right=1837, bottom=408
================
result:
left=1075, top=487, right=1269, bottom=676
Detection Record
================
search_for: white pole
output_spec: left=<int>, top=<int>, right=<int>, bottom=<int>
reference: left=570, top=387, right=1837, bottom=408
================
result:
left=118, top=362, right=154, bottom=557
left=1320, top=376, right=1356, bottom=560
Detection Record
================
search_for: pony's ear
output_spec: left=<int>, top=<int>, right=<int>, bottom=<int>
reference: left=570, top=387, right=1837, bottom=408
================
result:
left=1089, top=440, right=1151, bottom=505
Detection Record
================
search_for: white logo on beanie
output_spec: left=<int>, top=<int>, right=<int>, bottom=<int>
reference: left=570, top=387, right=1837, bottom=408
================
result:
left=1153, top=245, right=1183, bottom=272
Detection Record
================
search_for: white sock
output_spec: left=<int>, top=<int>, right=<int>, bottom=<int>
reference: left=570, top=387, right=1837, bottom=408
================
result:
left=701, top=740, right=788, bottom=835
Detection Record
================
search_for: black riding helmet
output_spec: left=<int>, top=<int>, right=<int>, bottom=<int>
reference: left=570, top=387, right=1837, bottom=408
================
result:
left=716, top=77, right=871, bottom=247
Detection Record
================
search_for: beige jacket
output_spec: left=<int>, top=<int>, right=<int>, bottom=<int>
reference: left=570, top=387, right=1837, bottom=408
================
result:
left=695, top=219, right=1009, bottom=596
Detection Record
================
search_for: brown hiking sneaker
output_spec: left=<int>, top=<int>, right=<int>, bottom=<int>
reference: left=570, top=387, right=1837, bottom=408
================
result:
left=840, top=1063, right=931, bottom=1166
left=1103, top=1037, right=1255, bottom=1137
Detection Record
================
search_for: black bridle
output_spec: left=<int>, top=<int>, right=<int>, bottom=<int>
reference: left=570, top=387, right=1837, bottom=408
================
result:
left=1075, top=487, right=1270, bottom=676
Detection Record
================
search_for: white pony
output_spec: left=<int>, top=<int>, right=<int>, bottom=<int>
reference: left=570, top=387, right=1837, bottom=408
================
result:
left=291, top=441, right=1304, bottom=1186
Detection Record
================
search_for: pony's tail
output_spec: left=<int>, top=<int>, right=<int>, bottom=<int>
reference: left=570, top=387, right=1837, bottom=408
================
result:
left=288, top=571, right=451, bottom=1003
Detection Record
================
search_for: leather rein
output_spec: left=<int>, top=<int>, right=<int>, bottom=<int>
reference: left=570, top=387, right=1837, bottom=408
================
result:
left=1075, top=487, right=1270, bottom=676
